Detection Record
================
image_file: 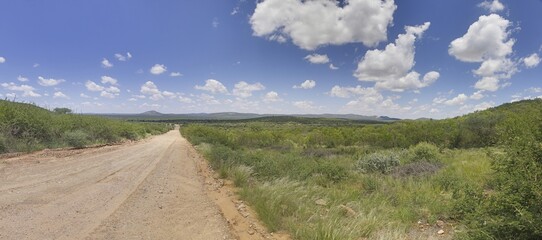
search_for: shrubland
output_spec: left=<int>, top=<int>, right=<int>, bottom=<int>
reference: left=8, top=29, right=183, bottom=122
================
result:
left=181, top=99, right=542, bottom=239
left=0, top=100, right=171, bottom=153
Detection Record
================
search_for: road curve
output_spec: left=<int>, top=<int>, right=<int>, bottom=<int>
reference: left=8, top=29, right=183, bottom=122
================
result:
left=0, top=129, right=232, bottom=240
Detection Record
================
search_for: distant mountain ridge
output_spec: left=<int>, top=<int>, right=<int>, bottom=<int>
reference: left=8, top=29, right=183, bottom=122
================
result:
left=140, top=110, right=164, bottom=116
left=129, top=111, right=400, bottom=121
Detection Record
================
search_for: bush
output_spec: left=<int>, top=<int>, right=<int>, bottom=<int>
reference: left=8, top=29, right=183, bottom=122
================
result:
left=460, top=115, right=542, bottom=239
left=356, top=150, right=401, bottom=174
left=406, top=142, right=441, bottom=163
left=63, top=130, right=89, bottom=148
left=314, top=160, right=349, bottom=183
left=0, top=135, right=6, bottom=153
left=391, top=161, right=442, bottom=178
left=231, top=165, right=253, bottom=187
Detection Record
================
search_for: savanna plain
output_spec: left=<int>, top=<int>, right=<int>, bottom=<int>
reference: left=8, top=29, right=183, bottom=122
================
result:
left=1, top=99, right=541, bottom=240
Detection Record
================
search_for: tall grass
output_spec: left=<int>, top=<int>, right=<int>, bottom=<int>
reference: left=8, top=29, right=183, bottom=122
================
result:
left=0, top=100, right=171, bottom=153
left=182, top=123, right=493, bottom=239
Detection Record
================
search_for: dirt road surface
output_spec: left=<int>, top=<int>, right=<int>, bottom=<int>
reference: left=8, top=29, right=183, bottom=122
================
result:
left=0, top=129, right=234, bottom=240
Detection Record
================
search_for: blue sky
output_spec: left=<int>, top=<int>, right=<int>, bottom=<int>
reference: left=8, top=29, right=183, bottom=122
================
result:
left=0, top=0, right=540, bottom=118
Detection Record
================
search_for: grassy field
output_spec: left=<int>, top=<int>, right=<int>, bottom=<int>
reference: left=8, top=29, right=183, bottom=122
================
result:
left=0, top=100, right=172, bottom=154
left=181, top=99, right=542, bottom=240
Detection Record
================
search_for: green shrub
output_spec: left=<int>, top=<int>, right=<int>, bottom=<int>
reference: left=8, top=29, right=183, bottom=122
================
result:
left=63, top=130, right=89, bottom=148
left=231, top=165, right=253, bottom=187
left=406, top=142, right=441, bottom=163
left=0, top=135, right=6, bottom=153
left=458, top=115, right=542, bottom=239
left=356, top=150, right=401, bottom=174
left=314, top=160, right=349, bottom=183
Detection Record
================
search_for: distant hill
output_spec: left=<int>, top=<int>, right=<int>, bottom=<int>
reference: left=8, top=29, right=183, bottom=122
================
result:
left=97, top=111, right=401, bottom=122
left=140, top=110, right=164, bottom=116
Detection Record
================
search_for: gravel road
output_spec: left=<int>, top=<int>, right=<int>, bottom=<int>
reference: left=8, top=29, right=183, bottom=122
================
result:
left=0, top=129, right=232, bottom=240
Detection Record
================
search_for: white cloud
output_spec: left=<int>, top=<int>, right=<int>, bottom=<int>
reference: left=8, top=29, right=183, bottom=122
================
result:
left=231, top=7, right=239, bottom=15
left=478, top=0, right=505, bottom=13
left=162, top=91, right=177, bottom=99
left=263, top=91, right=282, bottom=102
left=528, top=87, right=542, bottom=93
left=293, top=101, right=316, bottom=110
left=329, top=64, right=339, bottom=70
left=344, top=93, right=401, bottom=114
left=141, top=81, right=162, bottom=95
left=1, top=82, right=41, bottom=97
left=17, top=75, right=29, bottom=82
left=150, top=64, right=167, bottom=75
left=355, top=22, right=438, bottom=92
left=100, top=91, right=115, bottom=99
left=140, top=103, right=161, bottom=109
left=38, top=76, right=65, bottom=87
left=53, top=91, right=69, bottom=99
left=85, top=81, right=105, bottom=91
left=355, top=22, right=429, bottom=81
left=445, top=93, right=469, bottom=106
left=105, top=86, right=120, bottom=94
left=179, top=96, right=193, bottom=103
left=0, top=57, right=5, bottom=63
left=128, top=98, right=137, bottom=102
left=233, top=81, right=265, bottom=98
left=330, top=85, right=401, bottom=115
left=199, top=93, right=220, bottom=105
left=212, top=18, right=219, bottom=28
left=375, top=71, right=439, bottom=92
left=195, top=79, right=228, bottom=94
left=86, top=81, right=120, bottom=98
left=101, top=76, right=118, bottom=85
left=470, top=90, right=485, bottom=100
left=170, top=72, right=183, bottom=77
left=449, top=14, right=516, bottom=92
left=33, top=63, right=39, bottom=68
left=293, top=80, right=316, bottom=89
left=473, top=58, right=516, bottom=79
left=433, top=97, right=447, bottom=104
left=80, top=93, right=90, bottom=98
left=304, top=54, right=330, bottom=64
left=250, top=0, right=397, bottom=50
left=140, top=81, right=174, bottom=101
left=114, top=52, right=132, bottom=61
left=474, top=76, right=500, bottom=92
left=101, top=58, right=113, bottom=68
left=449, top=14, right=513, bottom=62
left=523, top=53, right=540, bottom=68
left=329, top=85, right=378, bottom=98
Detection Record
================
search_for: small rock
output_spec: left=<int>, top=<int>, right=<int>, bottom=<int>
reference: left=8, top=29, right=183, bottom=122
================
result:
left=248, top=229, right=255, bottom=235
left=436, top=220, right=445, bottom=227
left=339, top=205, right=356, bottom=217
left=437, top=229, right=445, bottom=235
left=315, top=199, right=327, bottom=206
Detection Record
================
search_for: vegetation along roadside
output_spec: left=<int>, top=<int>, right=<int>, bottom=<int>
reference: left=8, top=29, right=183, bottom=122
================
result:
left=0, top=100, right=172, bottom=154
left=181, top=99, right=542, bottom=240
